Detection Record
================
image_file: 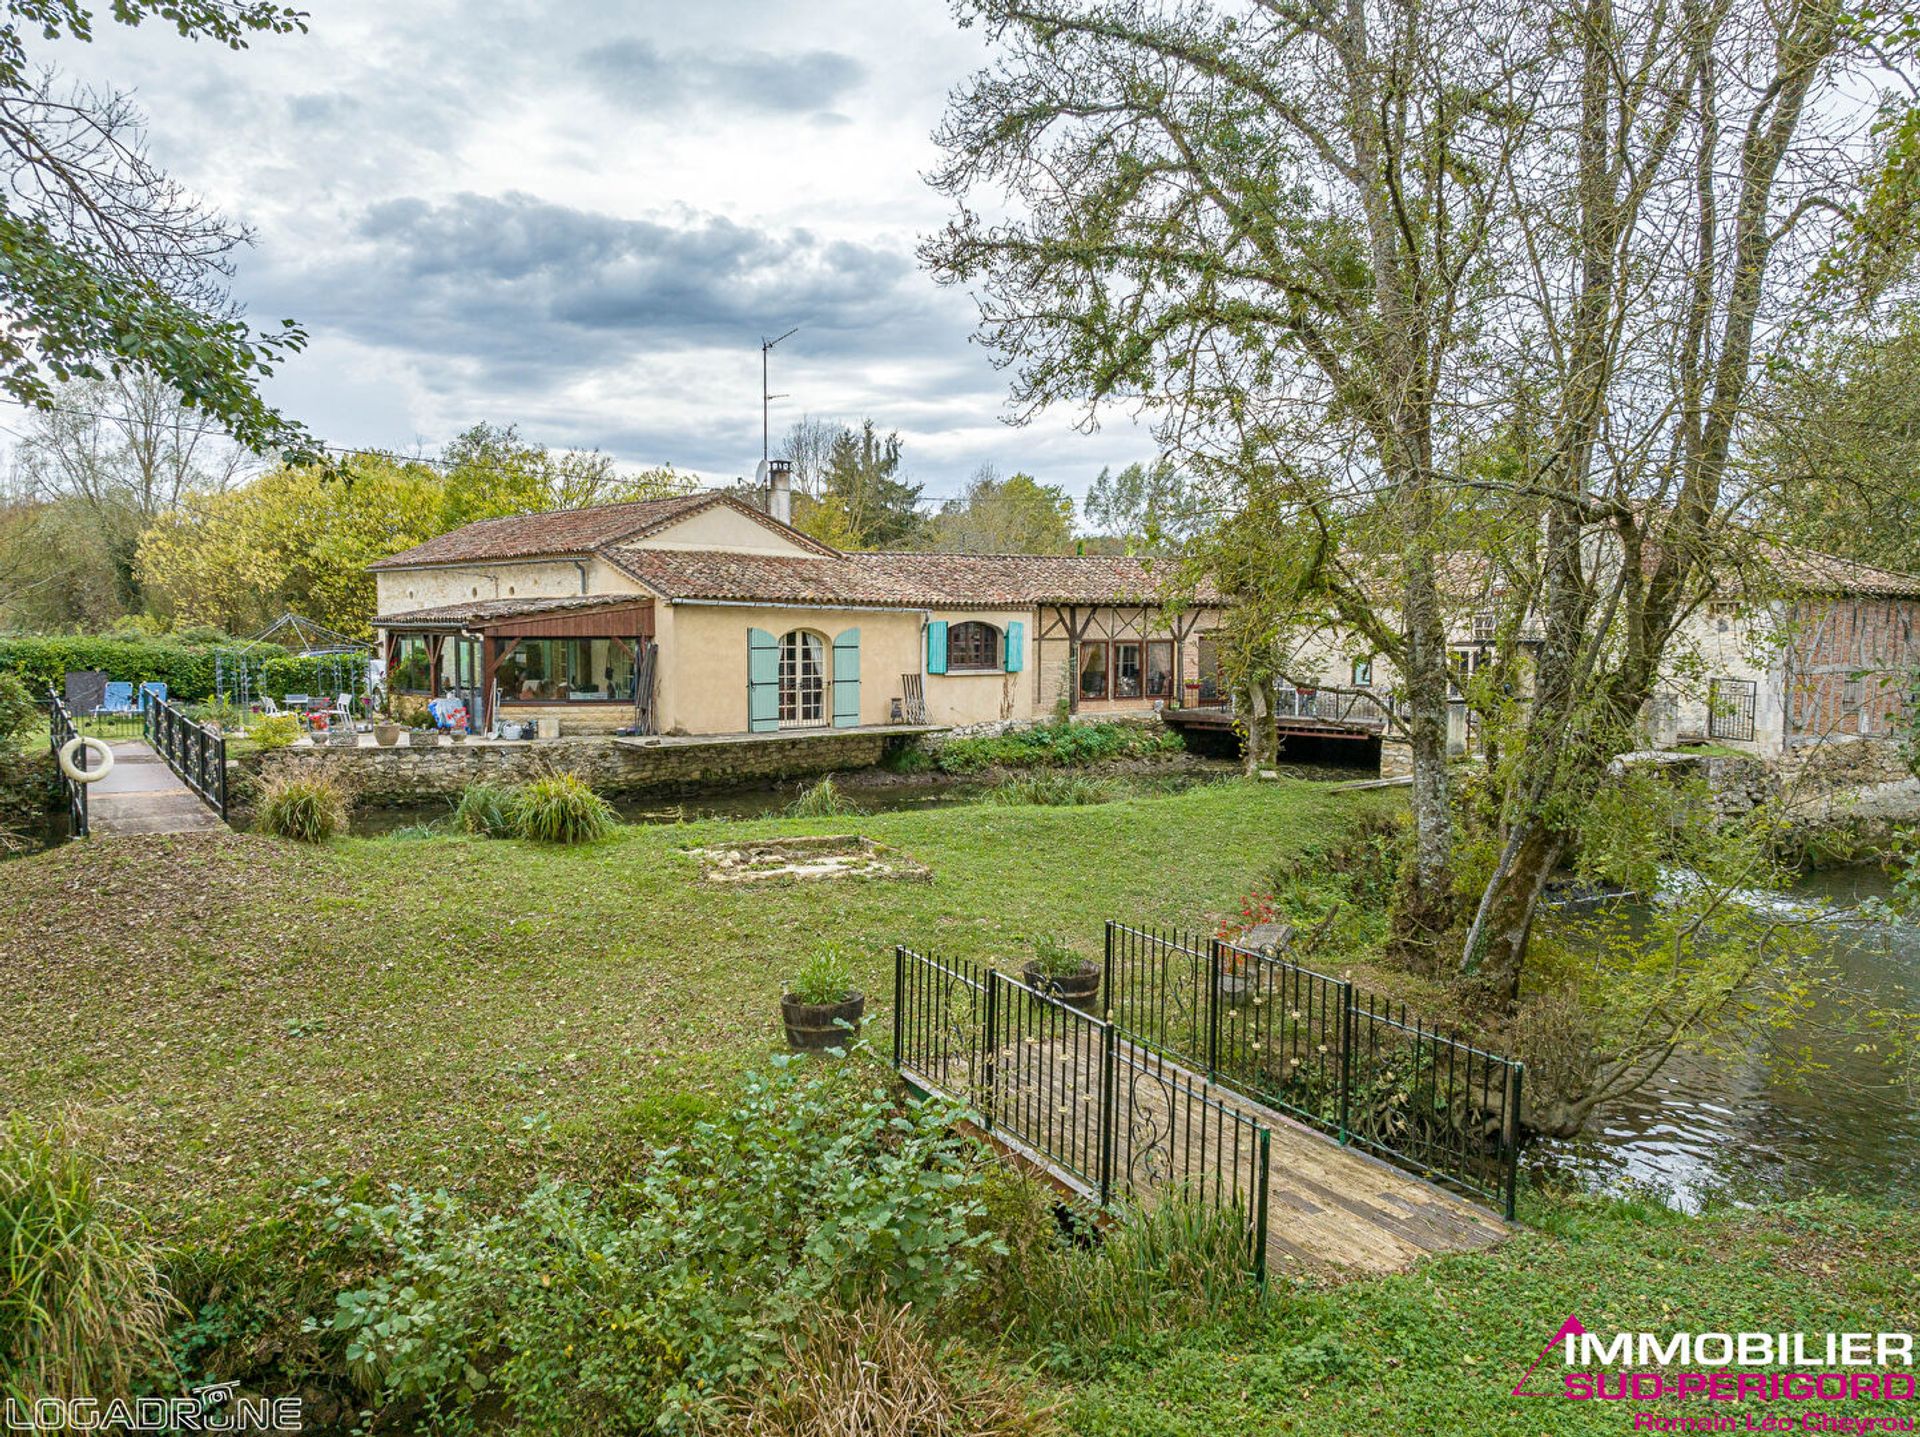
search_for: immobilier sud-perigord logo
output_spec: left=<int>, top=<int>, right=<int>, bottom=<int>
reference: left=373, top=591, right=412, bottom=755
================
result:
left=1509, top=1313, right=1918, bottom=1432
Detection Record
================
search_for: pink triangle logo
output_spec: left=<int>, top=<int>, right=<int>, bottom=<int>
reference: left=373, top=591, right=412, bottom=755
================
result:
left=1511, top=1313, right=1586, bottom=1397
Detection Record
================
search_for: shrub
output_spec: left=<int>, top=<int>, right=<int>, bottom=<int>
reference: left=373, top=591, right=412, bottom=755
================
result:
left=784, top=775, right=864, bottom=817
left=716, top=1299, right=1048, bottom=1437
left=253, top=770, right=351, bottom=843
left=247, top=713, right=304, bottom=751
left=788, top=944, right=856, bottom=1004
left=450, top=780, right=519, bottom=838
left=934, top=720, right=1183, bottom=775
left=1026, top=935, right=1083, bottom=978
left=0, top=1116, right=174, bottom=1402
left=0, top=635, right=219, bottom=705
left=316, top=1060, right=1001, bottom=1432
left=985, top=773, right=1117, bottom=806
left=512, top=772, right=615, bottom=844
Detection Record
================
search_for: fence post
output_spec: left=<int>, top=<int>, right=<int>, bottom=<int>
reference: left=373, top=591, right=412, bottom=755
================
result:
left=216, top=732, right=228, bottom=820
left=1253, top=1126, right=1271, bottom=1284
left=1504, top=1063, right=1524, bottom=1222
left=981, top=969, right=999, bottom=1135
left=892, top=946, right=906, bottom=1069
left=1337, top=978, right=1354, bottom=1144
left=1098, top=1020, right=1118, bottom=1207
left=1102, top=921, right=1114, bottom=1021
left=1206, top=938, right=1221, bottom=1082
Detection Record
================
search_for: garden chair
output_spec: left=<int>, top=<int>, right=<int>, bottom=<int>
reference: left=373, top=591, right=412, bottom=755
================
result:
left=92, top=681, right=137, bottom=716
left=138, top=681, right=167, bottom=712
left=901, top=673, right=927, bottom=724
left=258, top=696, right=283, bottom=715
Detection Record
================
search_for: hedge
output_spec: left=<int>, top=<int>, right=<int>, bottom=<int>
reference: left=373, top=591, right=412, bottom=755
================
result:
left=0, top=638, right=373, bottom=705
left=0, top=636, right=220, bottom=703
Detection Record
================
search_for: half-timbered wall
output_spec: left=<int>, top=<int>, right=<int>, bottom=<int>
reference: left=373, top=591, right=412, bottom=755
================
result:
left=1783, top=598, right=1920, bottom=748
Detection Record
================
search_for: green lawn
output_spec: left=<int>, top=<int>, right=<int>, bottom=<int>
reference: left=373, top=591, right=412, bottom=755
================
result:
left=1046, top=1193, right=1920, bottom=1435
left=0, top=778, right=1397, bottom=1219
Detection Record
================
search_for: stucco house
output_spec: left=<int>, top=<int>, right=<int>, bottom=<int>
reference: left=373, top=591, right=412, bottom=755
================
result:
left=368, top=481, right=1219, bottom=737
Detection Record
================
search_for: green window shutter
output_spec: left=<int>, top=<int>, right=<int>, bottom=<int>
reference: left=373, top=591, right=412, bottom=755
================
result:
left=1004, top=620, right=1025, bottom=674
left=832, top=628, right=861, bottom=728
left=747, top=628, right=779, bottom=732
left=926, top=620, right=949, bottom=675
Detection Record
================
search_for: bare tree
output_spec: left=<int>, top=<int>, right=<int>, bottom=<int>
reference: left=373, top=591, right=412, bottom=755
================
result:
left=780, top=414, right=841, bottom=498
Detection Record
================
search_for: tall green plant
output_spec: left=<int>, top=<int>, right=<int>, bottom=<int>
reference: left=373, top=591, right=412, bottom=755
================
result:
left=512, top=772, right=615, bottom=844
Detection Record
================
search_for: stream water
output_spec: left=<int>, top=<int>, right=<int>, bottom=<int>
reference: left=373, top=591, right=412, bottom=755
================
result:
left=1537, top=865, right=1920, bottom=1209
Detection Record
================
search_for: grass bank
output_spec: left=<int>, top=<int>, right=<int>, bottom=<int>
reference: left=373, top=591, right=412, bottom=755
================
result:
left=0, top=778, right=1399, bottom=1218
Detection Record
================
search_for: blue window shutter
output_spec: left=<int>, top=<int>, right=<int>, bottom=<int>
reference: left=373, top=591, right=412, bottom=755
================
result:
left=832, top=628, right=861, bottom=728
left=747, top=628, right=779, bottom=732
left=1004, top=620, right=1025, bottom=673
left=926, top=620, right=949, bottom=675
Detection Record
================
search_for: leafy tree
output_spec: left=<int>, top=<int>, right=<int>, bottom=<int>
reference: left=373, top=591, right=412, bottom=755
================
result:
left=435, top=422, right=687, bottom=528
left=0, top=2, right=313, bottom=457
left=1750, top=309, right=1920, bottom=572
left=1082, top=460, right=1202, bottom=551
left=798, top=420, right=923, bottom=549
left=921, top=465, right=1073, bottom=553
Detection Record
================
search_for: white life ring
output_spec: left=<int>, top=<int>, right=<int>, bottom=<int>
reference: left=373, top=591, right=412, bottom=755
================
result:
left=57, top=735, right=115, bottom=783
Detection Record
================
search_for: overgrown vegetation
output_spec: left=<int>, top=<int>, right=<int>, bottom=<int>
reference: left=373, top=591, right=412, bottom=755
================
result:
left=784, top=775, right=865, bottom=817
left=788, top=944, right=857, bottom=1004
left=246, top=712, right=303, bottom=752
left=985, top=773, right=1118, bottom=806
left=928, top=720, right=1185, bottom=775
left=509, top=772, right=615, bottom=844
left=450, top=780, right=519, bottom=838
left=251, top=768, right=351, bottom=843
left=0, top=1117, right=173, bottom=1403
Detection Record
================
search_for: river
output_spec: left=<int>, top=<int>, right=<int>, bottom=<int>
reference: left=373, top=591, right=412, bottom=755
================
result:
left=1537, top=865, right=1920, bottom=1209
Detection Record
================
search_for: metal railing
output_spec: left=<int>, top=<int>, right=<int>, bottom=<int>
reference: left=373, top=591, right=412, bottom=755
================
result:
left=47, top=692, right=88, bottom=838
left=1107, top=922, right=1524, bottom=1219
left=144, top=694, right=229, bottom=822
left=1273, top=686, right=1396, bottom=730
left=895, top=946, right=1272, bottom=1280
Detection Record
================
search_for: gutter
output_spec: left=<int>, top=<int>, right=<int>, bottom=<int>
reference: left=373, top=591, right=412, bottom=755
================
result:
left=668, top=597, right=932, bottom=617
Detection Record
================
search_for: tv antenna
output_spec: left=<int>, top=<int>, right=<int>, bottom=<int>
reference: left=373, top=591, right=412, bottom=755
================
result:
left=761, top=327, right=799, bottom=469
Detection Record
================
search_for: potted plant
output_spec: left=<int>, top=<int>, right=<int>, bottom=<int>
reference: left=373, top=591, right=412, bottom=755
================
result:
left=410, top=726, right=441, bottom=748
left=1023, top=934, right=1100, bottom=1012
left=780, top=945, right=865, bottom=1051
left=372, top=712, right=402, bottom=747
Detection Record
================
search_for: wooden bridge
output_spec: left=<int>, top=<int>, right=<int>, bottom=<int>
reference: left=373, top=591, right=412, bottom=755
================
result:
left=1163, top=689, right=1396, bottom=747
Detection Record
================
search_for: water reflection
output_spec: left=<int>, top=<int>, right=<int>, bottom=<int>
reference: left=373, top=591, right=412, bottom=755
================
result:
left=1538, top=866, right=1920, bottom=1209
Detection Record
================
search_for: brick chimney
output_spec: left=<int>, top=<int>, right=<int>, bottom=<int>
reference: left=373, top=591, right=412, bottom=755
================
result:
left=767, top=457, right=793, bottom=525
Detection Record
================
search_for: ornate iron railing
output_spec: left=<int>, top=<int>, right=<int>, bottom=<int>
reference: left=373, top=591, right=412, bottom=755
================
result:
left=143, top=694, right=228, bottom=822
left=894, top=946, right=1272, bottom=1281
left=47, top=692, right=88, bottom=838
left=1108, top=922, right=1524, bottom=1219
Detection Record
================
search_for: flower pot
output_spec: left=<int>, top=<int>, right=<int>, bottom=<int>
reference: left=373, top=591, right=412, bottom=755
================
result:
left=373, top=723, right=401, bottom=747
left=1022, top=960, right=1101, bottom=1013
left=780, top=991, right=865, bottom=1051
left=410, top=728, right=440, bottom=748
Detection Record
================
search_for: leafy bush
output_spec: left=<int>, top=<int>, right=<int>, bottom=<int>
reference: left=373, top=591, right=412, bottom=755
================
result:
left=450, top=780, right=519, bottom=838
left=934, top=720, right=1184, bottom=775
left=512, top=772, right=615, bottom=844
left=715, top=1299, right=1046, bottom=1436
left=0, top=1116, right=174, bottom=1402
left=247, top=713, right=304, bottom=751
left=315, top=1060, right=1000, bottom=1432
left=1026, top=935, right=1084, bottom=978
left=783, top=775, right=865, bottom=817
left=253, top=770, right=351, bottom=843
left=0, top=635, right=220, bottom=705
left=985, top=773, right=1118, bottom=806
left=788, top=944, right=856, bottom=1004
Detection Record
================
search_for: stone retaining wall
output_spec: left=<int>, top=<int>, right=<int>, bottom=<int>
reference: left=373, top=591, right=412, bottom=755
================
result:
left=241, top=730, right=900, bottom=805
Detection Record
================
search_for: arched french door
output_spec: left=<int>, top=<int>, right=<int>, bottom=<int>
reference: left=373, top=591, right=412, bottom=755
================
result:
left=778, top=629, right=828, bottom=727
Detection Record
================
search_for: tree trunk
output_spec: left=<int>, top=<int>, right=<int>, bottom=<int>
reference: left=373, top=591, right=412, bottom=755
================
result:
left=1390, top=547, right=1456, bottom=967
left=1462, top=820, right=1566, bottom=1000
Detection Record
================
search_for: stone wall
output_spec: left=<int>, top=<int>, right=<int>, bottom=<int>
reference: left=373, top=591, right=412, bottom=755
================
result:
left=241, top=730, right=899, bottom=805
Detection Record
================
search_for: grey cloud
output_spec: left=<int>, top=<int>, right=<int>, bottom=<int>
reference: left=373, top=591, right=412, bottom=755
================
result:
left=580, top=38, right=864, bottom=115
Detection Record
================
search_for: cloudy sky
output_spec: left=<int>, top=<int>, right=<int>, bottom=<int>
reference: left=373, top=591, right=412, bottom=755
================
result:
left=39, top=1, right=1152, bottom=505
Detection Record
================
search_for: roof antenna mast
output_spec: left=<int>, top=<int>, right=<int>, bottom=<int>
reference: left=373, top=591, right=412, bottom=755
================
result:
left=761, top=327, right=799, bottom=470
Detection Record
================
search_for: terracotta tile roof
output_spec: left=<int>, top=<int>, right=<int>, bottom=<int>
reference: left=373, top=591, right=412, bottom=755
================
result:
left=603, top=546, right=1209, bottom=607
left=375, top=594, right=651, bottom=627
left=1753, top=543, right=1920, bottom=598
left=367, top=493, right=836, bottom=570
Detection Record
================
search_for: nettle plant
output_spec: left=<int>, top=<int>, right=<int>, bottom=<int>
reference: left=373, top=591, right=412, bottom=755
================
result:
left=310, top=1059, right=1001, bottom=1432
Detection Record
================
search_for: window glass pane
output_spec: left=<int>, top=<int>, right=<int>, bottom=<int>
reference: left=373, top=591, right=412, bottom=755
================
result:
left=1146, top=641, right=1173, bottom=698
left=1351, top=657, right=1372, bottom=687
left=1078, top=643, right=1108, bottom=699
left=392, top=637, right=432, bottom=693
left=1115, top=642, right=1142, bottom=698
left=779, top=630, right=826, bottom=725
left=504, top=639, right=562, bottom=701
left=947, top=621, right=1000, bottom=670
left=605, top=640, right=635, bottom=700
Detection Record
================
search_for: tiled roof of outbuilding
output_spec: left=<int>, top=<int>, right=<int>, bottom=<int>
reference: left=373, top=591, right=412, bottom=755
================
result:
left=375, top=594, right=652, bottom=627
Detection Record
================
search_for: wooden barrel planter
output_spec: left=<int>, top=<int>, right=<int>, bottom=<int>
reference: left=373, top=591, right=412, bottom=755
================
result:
left=781, top=991, right=865, bottom=1051
left=1023, top=961, right=1101, bottom=1014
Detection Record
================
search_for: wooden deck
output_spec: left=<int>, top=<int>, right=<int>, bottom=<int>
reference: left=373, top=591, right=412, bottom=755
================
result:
left=911, top=1031, right=1506, bottom=1279
left=84, top=740, right=226, bottom=837
left=1163, top=704, right=1386, bottom=744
